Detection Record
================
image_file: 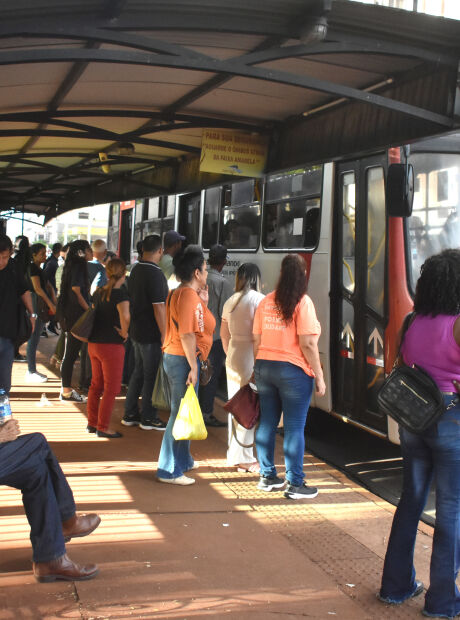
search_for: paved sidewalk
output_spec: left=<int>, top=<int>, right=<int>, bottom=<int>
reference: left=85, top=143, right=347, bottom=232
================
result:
left=0, top=338, right=434, bottom=619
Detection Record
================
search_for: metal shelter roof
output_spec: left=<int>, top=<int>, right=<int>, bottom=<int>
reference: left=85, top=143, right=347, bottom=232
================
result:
left=0, top=0, right=459, bottom=220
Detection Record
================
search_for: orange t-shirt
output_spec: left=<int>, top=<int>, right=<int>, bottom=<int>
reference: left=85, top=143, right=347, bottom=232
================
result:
left=253, top=291, right=321, bottom=377
left=163, top=287, right=216, bottom=360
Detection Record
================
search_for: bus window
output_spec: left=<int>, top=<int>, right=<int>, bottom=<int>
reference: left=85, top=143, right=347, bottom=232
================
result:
left=263, top=199, right=320, bottom=249
left=135, top=199, right=145, bottom=225
left=408, top=153, right=460, bottom=290
left=202, top=186, right=221, bottom=249
left=133, top=224, right=143, bottom=250
left=366, top=167, right=385, bottom=316
left=144, top=219, right=162, bottom=236
left=220, top=180, right=260, bottom=250
left=221, top=204, right=260, bottom=250
left=143, top=196, right=175, bottom=240
left=148, top=197, right=160, bottom=220
left=265, top=166, right=322, bottom=201
left=178, top=192, right=201, bottom=244
left=107, top=203, right=120, bottom=253
left=263, top=166, right=322, bottom=250
left=342, top=172, right=356, bottom=294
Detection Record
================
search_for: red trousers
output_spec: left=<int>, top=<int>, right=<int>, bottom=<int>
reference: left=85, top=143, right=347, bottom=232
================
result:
left=87, top=342, right=125, bottom=432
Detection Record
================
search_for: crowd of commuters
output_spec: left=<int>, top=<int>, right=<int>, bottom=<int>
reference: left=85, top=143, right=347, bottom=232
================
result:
left=4, top=224, right=458, bottom=618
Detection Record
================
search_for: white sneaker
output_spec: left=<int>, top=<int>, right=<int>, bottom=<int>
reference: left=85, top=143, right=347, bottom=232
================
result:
left=157, top=475, right=195, bottom=486
left=25, top=371, right=48, bottom=383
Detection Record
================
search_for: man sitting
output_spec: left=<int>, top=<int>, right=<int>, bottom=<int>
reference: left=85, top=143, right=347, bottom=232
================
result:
left=0, top=420, right=100, bottom=582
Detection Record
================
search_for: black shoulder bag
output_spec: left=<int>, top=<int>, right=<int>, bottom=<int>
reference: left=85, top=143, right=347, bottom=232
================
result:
left=377, top=313, right=444, bottom=434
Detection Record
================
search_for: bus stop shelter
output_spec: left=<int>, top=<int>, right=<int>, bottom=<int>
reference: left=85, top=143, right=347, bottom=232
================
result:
left=0, top=0, right=458, bottom=220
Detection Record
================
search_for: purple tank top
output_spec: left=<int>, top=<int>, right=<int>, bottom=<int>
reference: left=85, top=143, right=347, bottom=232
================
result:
left=401, top=314, right=460, bottom=393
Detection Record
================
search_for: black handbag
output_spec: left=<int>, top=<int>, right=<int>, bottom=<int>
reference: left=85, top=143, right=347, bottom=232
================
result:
left=15, top=301, right=32, bottom=347
left=152, top=357, right=171, bottom=410
left=70, top=305, right=96, bottom=343
left=36, top=295, right=51, bottom=323
left=377, top=313, right=444, bottom=434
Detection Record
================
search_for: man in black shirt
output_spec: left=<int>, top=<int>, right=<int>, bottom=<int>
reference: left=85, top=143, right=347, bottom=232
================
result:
left=122, top=235, right=168, bottom=430
left=0, top=234, right=35, bottom=394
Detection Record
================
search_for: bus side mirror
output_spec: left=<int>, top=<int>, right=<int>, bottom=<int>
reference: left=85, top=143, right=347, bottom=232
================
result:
left=386, top=163, right=414, bottom=217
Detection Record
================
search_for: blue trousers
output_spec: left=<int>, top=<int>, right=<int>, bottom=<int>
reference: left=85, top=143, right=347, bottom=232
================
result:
left=124, top=340, right=162, bottom=424
left=0, top=433, right=75, bottom=562
left=157, top=353, right=199, bottom=479
left=0, top=336, right=14, bottom=394
left=380, top=395, right=460, bottom=618
left=255, top=360, right=314, bottom=486
left=26, top=316, right=44, bottom=374
left=198, top=339, right=226, bottom=418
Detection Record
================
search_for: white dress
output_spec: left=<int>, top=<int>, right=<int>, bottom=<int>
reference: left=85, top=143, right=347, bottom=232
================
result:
left=222, top=289, right=265, bottom=465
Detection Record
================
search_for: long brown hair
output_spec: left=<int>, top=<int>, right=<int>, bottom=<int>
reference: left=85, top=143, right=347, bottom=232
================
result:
left=100, top=257, right=126, bottom=302
left=274, top=254, right=308, bottom=324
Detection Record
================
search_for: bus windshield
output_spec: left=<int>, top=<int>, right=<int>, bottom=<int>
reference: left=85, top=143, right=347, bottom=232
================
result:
left=407, top=152, right=460, bottom=291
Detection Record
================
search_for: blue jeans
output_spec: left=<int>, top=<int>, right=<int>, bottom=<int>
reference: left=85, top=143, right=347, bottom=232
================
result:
left=157, top=353, right=199, bottom=479
left=380, top=395, right=460, bottom=618
left=199, top=338, right=226, bottom=418
left=26, top=316, right=44, bottom=373
left=0, top=433, right=75, bottom=562
left=0, top=336, right=14, bottom=394
left=124, top=340, right=162, bottom=424
left=254, top=360, right=314, bottom=486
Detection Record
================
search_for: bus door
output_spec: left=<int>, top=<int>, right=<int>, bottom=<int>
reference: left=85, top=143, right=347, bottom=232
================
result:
left=331, top=155, right=387, bottom=434
left=119, top=200, right=135, bottom=265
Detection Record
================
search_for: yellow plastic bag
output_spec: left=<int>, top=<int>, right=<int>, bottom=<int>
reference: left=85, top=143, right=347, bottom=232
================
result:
left=172, top=384, right=208, bottom=441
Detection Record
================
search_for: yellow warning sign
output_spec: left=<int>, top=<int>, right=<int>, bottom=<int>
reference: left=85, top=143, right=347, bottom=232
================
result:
left=200, top=129, right=268, bottom=177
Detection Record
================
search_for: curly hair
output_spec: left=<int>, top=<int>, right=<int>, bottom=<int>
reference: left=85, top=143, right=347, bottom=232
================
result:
left=274, top=254, right=308, bottom=323
left=414, top=249, right=460, bottom=316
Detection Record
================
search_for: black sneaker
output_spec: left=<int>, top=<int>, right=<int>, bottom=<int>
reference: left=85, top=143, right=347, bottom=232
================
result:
left=139, top=418, right=167, bottom=431
left=204, top=414, right=226, bottom=428
left=257, top=476, right=286, bottom=492
left=14, top=353, right=26, bottom=363
left=284, top=483, right=318, bottom=500
left=121, top=417, right=141, bottom=427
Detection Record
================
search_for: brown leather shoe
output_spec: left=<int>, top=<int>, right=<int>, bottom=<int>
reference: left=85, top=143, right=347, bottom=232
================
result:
left=62, top=513, right=101, bottom=542
left=33, top=553, right=99, bottom=582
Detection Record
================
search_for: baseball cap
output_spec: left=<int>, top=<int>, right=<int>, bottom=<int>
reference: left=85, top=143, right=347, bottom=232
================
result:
left=163, top=230, right=185, bottom=248
left=209, top=244, right=228, bottom=265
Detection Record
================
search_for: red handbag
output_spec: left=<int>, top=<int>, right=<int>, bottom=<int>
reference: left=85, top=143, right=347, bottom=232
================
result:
left=223, top=383, right=260, bottom=430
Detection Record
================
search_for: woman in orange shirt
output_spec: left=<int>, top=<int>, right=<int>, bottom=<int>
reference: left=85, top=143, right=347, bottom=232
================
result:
left=253, top=254, right=326, bottom=500
left=157, top=245, right=215, bottom=486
